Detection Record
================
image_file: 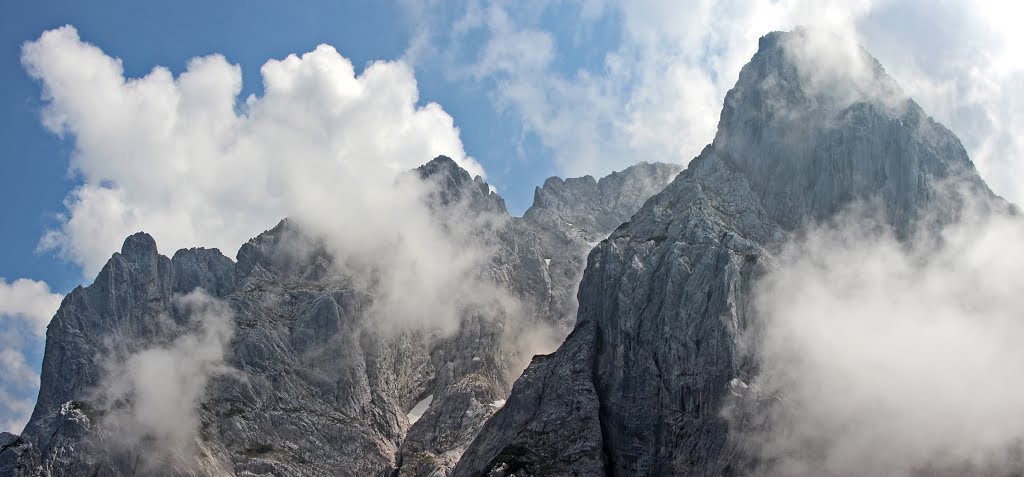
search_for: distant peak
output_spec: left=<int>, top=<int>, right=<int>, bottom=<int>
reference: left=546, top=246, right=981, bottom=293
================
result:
left=418, top=155, right=463, bottom=176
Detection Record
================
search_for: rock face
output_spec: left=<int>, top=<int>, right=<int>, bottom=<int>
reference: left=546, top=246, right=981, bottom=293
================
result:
left=453, top=28, right=1005, bottom=476
left=0, top=157, right=679, bottom=477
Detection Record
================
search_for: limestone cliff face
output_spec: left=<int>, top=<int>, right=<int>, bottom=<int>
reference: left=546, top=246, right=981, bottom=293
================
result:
left=453, top=29, right=1006, bottom=477
left=0, top=157, right=679, bottom=477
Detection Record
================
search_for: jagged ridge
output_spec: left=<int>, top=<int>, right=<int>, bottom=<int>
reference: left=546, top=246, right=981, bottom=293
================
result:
left=0, top=158, right=680, bottom=477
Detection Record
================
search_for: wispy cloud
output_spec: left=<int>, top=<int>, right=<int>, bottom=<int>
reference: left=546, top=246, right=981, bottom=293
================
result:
left=93, top=290, right=234, bottom=471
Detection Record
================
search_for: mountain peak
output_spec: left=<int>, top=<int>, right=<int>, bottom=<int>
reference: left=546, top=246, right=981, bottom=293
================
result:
left=712, top=28, right=991, bottom=234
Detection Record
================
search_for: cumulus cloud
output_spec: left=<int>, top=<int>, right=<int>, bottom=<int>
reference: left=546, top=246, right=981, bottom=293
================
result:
left=22, top=25, right=481, bottom=276
left=407, top=0, right=1024, bottom=203
left=95, top=290, right=234, bottom=468
left=0, top=351, right=39, bottom=433
left=0, top=277, right=62, bottom=433
left=745, top=203, right=1024, bottom=475
left=21, top=24, right=523, bottom=341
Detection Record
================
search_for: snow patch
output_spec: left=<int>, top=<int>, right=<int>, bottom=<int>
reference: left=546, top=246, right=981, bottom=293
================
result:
left=407, top=394, right=433, bottom=425
left=729, top=378, right=751, bottom=397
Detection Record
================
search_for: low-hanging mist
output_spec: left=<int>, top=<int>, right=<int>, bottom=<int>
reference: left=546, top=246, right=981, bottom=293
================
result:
left=93, top=290, right=234, bottom=471
left=746, top=201, right=1024, bottom=475
left=286, top=169, right=515, bottom=336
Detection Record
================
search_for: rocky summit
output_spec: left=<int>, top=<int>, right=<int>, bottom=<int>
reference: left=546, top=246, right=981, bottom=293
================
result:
left=1, top=27, right=1013, bottom=477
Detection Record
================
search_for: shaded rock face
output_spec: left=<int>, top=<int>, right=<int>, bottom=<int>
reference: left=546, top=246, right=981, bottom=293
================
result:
left=0, top=156, right=679, bottom=477
left=454, top=29, right=1005, bottom=477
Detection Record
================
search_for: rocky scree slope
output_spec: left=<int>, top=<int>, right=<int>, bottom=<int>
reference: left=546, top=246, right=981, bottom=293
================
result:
left=0, top=159, right=678, bottom=477
left=454, top=28, right=1007, bottom=477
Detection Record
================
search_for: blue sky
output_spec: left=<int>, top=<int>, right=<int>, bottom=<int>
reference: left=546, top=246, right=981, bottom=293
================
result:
left=1, top=0, right=1022, bottom=433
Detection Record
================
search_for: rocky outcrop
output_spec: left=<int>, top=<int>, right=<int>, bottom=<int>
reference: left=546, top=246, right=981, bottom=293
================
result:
left=0, top=157, right=679, bottom=477
left=454, top=28, right=1005, bottom=477
left=0, top=435, right=16, bottom=452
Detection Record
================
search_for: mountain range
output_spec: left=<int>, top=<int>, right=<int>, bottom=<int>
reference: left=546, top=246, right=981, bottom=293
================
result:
left=1, top=27, right=1015, bottom=477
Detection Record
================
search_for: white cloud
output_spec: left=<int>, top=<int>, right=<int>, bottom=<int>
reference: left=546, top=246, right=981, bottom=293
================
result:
left=0, top=349, right=40, bottom=390
left=0, top=386, right=35, bottom=435
left=0, top=277, right=62, bottom=336
left=22, top=25, right=482, bottom=276
left=0, top=277, right=60, bottom=434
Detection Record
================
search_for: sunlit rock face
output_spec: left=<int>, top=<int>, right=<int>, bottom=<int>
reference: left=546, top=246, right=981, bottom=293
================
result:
left=0, top=156, right=679, bottom=477
left=454, top=29, right=1009, bottom=477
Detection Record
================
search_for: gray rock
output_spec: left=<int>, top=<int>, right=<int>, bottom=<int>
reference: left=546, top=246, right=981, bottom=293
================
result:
left=451, top=321, right=607, bottom=476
